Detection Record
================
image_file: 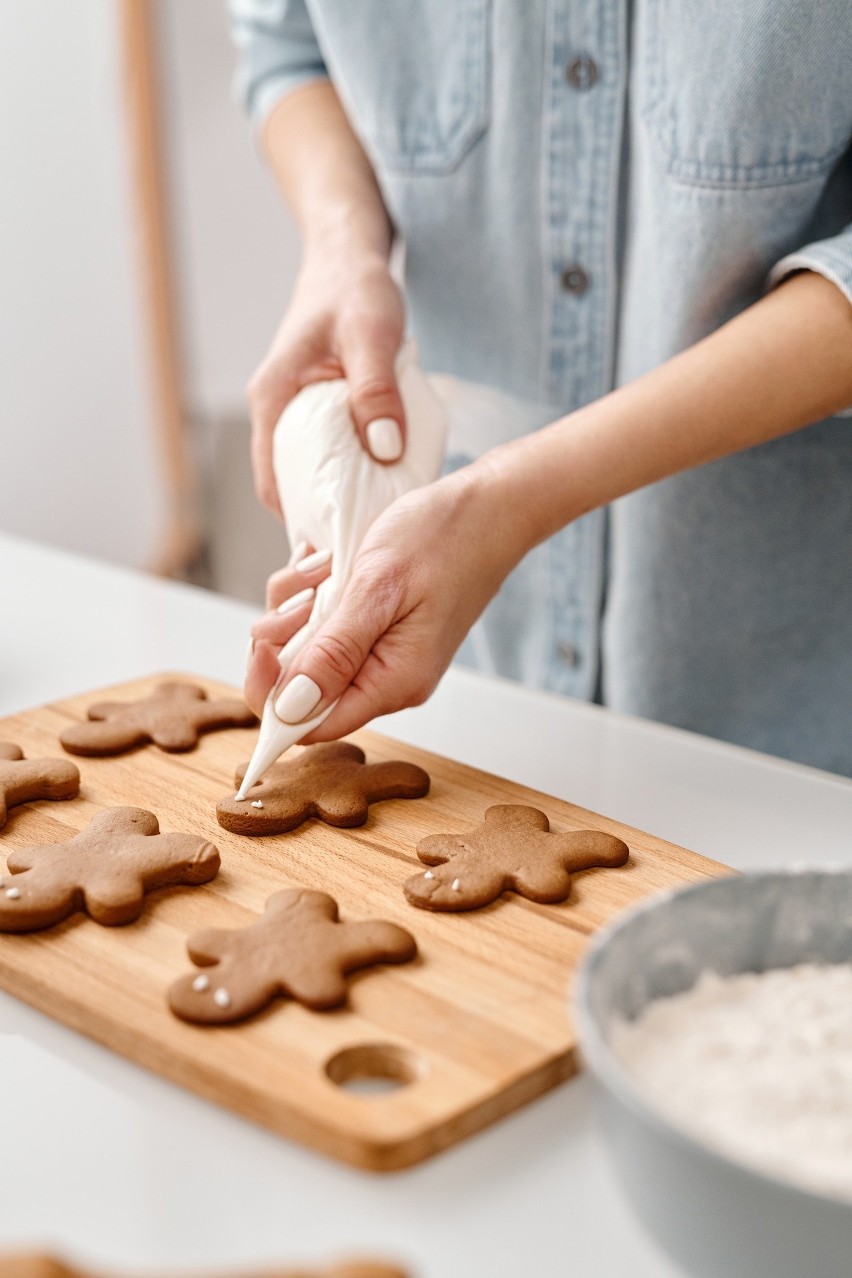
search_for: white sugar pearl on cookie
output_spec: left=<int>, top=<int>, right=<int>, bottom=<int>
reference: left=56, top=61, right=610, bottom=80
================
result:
left=452, top=879, right=461, bottom=892
left=214, top=988, right=231, bottom=1009
left=192, top=974, right=210, bottom=992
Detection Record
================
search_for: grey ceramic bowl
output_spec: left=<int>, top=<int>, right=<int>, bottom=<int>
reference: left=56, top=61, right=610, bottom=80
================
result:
left=574, top=870, right=852, bottom=1278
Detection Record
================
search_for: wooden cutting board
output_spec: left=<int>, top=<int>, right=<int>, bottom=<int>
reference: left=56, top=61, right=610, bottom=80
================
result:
left=0, top=674, right=730, bottom=1171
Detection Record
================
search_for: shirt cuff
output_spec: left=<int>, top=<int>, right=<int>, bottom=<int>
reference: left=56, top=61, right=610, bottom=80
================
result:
left=246, top=69, right=328, bottom=140
left=767, top=227, right=852, bottom=418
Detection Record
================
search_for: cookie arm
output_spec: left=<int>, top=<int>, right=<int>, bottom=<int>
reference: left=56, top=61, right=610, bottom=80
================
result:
left=135, top=833, right=221, bottom=887
left=559, top=831, right=630, bottom=872
left=185, top=928, right=233, bottom=964
left=415, top=834, right=465, bottom=867
left=362, top=762, right=430, bottom=802
left=338, top=920, right=418, bottom=974
left=199, top=698, right=257, bottom=729
left=1, top=759, right=80, bottom=807
left=60, top=720, right=145, bottom=756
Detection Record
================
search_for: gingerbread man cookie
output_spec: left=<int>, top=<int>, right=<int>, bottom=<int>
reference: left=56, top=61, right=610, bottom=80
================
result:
left=169, top=887, right=417, bottom=1024
left=404, top=804, right=629, bottom=912
left=59, top=681, right=256, bottom=756
left=0, top=806, right=220, bottom=932
left=0, top=742, right=80, bottom=830
left=216, top=742, right=430, bottom=836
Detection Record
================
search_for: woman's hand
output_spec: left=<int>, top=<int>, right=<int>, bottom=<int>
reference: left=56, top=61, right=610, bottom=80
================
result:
left=246, top=249, right=406, bottom=518
left=243, top=462, right=527, bottom=731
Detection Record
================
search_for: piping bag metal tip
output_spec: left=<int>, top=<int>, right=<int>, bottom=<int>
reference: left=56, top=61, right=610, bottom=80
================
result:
left=235, top=694, right=339, bottom=799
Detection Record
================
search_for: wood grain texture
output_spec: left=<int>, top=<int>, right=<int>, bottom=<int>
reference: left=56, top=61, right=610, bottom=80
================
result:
left=0, top=675, right=732, bottom=1170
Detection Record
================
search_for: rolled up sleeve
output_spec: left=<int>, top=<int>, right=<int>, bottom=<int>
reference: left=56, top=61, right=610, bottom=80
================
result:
left=767, top=222, right=852, bottom=309
left=767, top=222, right=852, bottom=416
left=228, top=0, right=327, bottom=132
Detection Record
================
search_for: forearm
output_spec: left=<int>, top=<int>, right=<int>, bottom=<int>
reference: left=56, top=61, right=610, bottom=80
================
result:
left=262, top=80, right=393, bottom=262
left=482, top=270, right=852, bottom=557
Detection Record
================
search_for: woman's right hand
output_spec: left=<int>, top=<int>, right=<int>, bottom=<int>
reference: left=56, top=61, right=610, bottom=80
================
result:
left=246, top=248, right=407, bottom=518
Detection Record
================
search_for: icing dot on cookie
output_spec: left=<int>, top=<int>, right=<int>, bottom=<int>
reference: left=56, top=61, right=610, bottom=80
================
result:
left=424, top=870, right=434, bottom=880
left=192, top=974, right=210, bottom=992
left=451, top=878, right=461, bottom=892
left=5, top=887, right=21, bottom=900
left=214, top=988, right=231, bottom=1009
left=251, top=800, right=264, bottom=808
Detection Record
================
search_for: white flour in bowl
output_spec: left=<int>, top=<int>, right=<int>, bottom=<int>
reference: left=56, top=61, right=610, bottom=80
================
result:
left=611, top=963, right=852, bottom=1202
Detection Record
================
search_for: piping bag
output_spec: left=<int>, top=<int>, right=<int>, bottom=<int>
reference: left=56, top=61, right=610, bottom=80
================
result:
left=236, top=343, right=447, bottom=799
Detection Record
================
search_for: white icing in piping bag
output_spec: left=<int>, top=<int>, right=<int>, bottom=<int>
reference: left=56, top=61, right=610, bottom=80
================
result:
left=235, top=697, right=337, bottom=799
left=237, top=342, right=447, bottom=799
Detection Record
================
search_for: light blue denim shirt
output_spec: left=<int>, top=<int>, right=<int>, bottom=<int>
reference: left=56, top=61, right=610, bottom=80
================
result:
left=229, top=0, right=852, bottom=776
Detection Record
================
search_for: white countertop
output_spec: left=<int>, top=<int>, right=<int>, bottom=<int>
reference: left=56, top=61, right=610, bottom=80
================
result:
left=1, top=531, right=850, bottom=1277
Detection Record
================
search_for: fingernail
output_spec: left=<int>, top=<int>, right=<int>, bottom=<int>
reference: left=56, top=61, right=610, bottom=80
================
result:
left=366, top=417, right=403, bottom=462
left=295, top=548, right=332, bottom=574
left=275, top=673, right=323, bottom=724
left=245, top=636, right=255, bottom=665
left=288, top=540, right=308, bottom=566
left=276, top=586, right=315, bottom=615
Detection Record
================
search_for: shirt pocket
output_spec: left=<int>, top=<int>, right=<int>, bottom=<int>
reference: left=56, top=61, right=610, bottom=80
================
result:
left=640, top=0, right=852, bottom=188
left=313, top=0, right=490, bottom=174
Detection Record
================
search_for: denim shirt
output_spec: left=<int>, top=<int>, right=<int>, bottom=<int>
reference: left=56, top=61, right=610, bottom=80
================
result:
left=229, top=0, right=852, bottom=776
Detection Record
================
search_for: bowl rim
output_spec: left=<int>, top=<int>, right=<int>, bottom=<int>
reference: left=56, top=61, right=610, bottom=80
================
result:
left=573, top=866, right=852, bottom=1212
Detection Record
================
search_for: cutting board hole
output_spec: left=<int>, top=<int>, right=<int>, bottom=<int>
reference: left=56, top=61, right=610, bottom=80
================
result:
left=325, top=1043, right=426, bottom=1096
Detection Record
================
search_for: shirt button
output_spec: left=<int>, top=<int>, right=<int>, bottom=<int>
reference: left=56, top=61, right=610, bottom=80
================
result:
left=561, top=264, right=589, bottom=295
left=558, top=642, right=581, bottom=668
left=566, top=55, right=599, bottom=90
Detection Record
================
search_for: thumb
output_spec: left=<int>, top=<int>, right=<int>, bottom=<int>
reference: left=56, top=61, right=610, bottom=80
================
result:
left=271, top=574, right=397, bottom=728
left=344, top=336, right=407, bottom=464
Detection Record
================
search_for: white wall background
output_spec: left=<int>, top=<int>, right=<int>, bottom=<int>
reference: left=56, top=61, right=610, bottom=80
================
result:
left=156, top=0, right=301, bottom=423
left=0, top=0, right=161, bottom=567
left=0, top=0, right=300, bottom=585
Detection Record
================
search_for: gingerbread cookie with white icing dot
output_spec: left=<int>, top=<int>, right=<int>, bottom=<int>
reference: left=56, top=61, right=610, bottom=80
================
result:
left=0, top=742, right=80, bottom=830
left=0, top=806, right=220, bottom=932
left=59, top=681, right=256, bottom=756
left=404, top=804, right=629, bottom=912
left=216, top=741, right=430, bottom=835
left=169, top=887, right=417, bottom=1024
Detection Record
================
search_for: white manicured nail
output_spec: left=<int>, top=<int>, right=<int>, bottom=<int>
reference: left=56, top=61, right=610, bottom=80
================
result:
left=288, top=540, right=309, bottom=566
left=275, top=673, right=323, bottom=723
left=245, top=636, right=255, bottom=665
left=295, top=548, right=332, bottom=575
left=366, top=417, right=403, bottom=462
left=276, top=586, right=315, bottom=615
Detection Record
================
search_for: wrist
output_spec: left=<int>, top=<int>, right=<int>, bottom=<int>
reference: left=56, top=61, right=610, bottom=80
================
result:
left=466, top=424, right=585, bottom=560
left=302, top=202, right=393, bottom=269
